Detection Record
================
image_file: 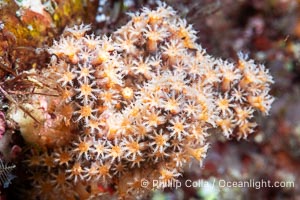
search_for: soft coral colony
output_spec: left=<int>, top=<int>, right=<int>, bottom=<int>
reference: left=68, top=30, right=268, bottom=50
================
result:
left=8, top=3, right=274, bottom=200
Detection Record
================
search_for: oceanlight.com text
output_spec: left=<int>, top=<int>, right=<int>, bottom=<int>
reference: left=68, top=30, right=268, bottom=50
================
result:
left=141, top=178, right=295, bottom=190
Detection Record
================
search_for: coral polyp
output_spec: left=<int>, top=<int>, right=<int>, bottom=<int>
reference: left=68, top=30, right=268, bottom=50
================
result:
left=7, top=3, right=273, bottom=200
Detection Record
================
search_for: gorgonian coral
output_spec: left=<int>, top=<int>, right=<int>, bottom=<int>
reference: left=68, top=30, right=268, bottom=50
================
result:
left=8, top=3, right=274, bottom=200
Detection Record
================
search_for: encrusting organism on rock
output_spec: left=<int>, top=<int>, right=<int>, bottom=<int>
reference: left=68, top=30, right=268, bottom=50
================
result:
left=7, top=2, right=274, bottom=200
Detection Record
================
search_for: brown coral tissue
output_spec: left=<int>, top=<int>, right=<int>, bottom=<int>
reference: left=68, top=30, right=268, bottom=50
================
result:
left=8, top=3, right=274, bottom=200
left=0, top=111, right=5, bottom=139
